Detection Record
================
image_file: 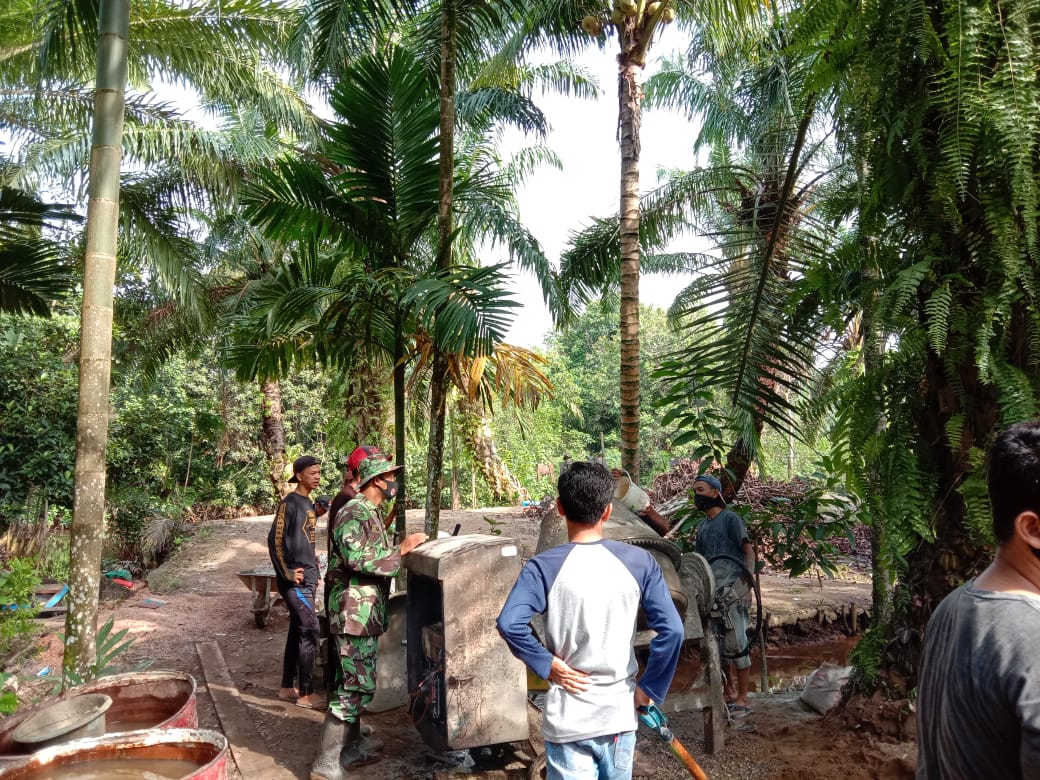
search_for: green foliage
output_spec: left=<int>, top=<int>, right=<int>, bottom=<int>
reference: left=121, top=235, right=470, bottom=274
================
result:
left=539, top=303, right=681, bottom=478
left=0, top=304, right=344, bottom=566
left=0, top=558, right=40, bottom=655
left=847, top=624, right=885, bottom=693
left=60, top=616, right=143, bottom=687
left=482, top=515, right=505, bottom=535
left=105, top=488, right=164, bottom=562
left=0, top=315, right=79, bottom=516
left=39, top=531, right=70, bottom=584
left=959, top=447, right=993, bottom=547
left=0, top=673, right=18, bottom=715
left=745, top=486, right=858, bottom=579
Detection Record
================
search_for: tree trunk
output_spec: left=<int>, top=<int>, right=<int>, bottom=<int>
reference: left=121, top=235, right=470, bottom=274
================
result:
left=722, top=435, right=757, bottom=500
left=450, top=403, right=461, bottom=510
left=859, top=233, right=893, bottom=628
left=426, top=355, right=449, bottom=532
left=393, top=314, right=407, bottom=546
left=343, top=359, right=387, bottom=444
left=458, top=397, right=524, bottom=503
left=882, top=350, right=998, bottom=695
left=260, top=379, right=289, bottom=501
left=618, top=59, right=642, bottom=481
left=424, top=0, right=457, bottom=537
left=64, top=0, right=129, bottom=685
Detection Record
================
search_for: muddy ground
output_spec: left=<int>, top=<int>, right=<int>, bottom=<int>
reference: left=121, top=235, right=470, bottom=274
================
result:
left=14, top=509, right=916, bottom=779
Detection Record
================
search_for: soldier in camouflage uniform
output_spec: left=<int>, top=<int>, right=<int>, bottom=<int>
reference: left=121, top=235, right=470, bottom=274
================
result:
left=311, top=455, right=427, bottom=780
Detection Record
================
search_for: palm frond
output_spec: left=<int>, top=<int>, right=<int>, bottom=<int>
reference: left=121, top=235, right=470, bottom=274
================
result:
left=401, top=263, right=519, bottom=358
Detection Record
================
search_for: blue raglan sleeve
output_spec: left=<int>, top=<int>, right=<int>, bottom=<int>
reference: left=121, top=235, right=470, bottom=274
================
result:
left=638, top=560, right=684, bottom=704
left=496, top=560, right=555, bottom=681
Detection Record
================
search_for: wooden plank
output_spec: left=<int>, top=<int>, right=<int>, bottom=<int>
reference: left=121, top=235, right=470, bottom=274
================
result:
left=195, top=640, right=295, bottom=780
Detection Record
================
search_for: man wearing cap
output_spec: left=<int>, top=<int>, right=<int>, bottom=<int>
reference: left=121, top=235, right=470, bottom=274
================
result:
left=328, top=446, right=385, bottom=537
left=314, top=495, right=332, bottom=520
left=692, top=474, right=756, bottom=715
left=311, top=455, right=427, bottom=778
left=267, top=455, right=325, bottom=710
left=324, top=446, right=386, bottom=699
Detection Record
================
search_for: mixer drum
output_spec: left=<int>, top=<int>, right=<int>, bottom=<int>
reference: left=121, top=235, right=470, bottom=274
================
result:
left=600, top=529, right=688, bottom=628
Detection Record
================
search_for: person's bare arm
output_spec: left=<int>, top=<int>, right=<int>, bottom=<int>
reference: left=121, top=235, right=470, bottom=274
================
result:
left=634, top=686, right=652, bottom=709
left=743, top=539, right=755, bottom=573
left=639, top=506, right=669, bottom=536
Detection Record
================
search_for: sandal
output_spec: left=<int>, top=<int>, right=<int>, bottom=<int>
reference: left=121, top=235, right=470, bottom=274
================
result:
left=296, top=695, right=328, bottom=710
left=727, top=704, right=752, bottom=718
left=277, top=688, right=298, bottom=701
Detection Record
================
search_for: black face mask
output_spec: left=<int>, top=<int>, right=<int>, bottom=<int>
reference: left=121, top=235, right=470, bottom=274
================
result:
left=380, top=479, right=398, bottom=502
left=694, top=493, right=723, bottom=511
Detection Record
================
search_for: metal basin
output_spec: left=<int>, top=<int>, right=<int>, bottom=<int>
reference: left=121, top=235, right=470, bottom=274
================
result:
left=0, top=727, right=228, bottom=780
left=10, top=694, right=112, bottom=751
left=0, top=671, right=198, bottom=762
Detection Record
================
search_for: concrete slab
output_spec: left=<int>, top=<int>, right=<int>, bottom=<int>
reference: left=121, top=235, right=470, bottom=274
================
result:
left=195, top=640, right=294, bottom=780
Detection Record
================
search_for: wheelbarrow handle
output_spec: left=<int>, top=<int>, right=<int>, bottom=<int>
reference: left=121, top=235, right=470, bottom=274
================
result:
left=637, top=705, right=711, bottom=780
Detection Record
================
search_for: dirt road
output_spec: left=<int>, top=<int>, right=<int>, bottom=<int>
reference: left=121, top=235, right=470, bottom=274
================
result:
left=23, top=509, right=915, bottom=779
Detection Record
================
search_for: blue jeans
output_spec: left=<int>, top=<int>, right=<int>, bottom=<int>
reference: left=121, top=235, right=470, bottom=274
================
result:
left=545, top=731, right=636, bottom=780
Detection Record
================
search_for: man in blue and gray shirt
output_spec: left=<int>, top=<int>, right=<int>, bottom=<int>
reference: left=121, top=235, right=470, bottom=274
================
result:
left=497, top=461, right=683, bottom=780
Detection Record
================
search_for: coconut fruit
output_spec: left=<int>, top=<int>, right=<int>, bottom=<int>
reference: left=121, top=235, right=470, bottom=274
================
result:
left=611, top=8, right=626, bottom=24
left=661, top=6, right=676, bottom=21
left=646, top=1, right=661, bottom=14
left=581, top=14, right=603, bottom=35
left=617, top=0, right=638, bottom=16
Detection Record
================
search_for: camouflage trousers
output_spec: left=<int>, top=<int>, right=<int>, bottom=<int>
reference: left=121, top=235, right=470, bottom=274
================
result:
left=328, top=634, right=378, bottom=723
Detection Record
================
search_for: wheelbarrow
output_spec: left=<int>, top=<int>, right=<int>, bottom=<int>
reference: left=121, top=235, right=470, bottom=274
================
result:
left=235, top=567, right=280, bottom=628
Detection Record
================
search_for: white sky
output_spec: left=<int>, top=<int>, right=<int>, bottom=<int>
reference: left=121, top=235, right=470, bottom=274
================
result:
left=494, top=28, right=704, bottom=348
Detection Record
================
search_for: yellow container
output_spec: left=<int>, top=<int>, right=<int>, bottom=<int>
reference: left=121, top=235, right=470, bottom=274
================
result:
left=526, top=668, right=549, bottom=691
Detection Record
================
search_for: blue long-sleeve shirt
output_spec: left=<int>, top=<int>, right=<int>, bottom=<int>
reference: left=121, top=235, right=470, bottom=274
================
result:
left=497, top=539, right=683, bottom=743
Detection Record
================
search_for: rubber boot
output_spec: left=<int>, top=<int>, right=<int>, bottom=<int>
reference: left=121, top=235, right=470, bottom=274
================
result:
left=340, top=720, right=380, bottom=769
left=357, top=718, right=383, bottom=753
left=310, top=714, right=349, bottom=780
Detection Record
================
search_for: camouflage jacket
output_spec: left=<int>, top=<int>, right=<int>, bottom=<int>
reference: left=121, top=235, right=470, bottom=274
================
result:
left=327, top=495, right=401, bottom=636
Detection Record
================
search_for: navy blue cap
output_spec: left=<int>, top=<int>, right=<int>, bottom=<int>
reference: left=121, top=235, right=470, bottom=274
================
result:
left=694, top=474, right=723, bottom=493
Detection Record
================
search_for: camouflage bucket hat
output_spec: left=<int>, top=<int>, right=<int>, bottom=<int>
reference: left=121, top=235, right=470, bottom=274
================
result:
left=358, top=454, right=402, bottom=487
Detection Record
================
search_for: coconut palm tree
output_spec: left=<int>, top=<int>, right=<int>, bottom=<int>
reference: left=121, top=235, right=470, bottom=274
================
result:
left=61, top=0, right=129, bottom=684
left=518, top=0, right=763, bottom=480
left=559, top=8, right=844, bottom=489
left=4, top=0, right=318, bottom=681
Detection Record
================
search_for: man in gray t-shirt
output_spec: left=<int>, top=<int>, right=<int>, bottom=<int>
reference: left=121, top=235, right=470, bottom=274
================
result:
left=917, top=421, right=1040, bottom=779
left=692, top=474, right=756, bottom=714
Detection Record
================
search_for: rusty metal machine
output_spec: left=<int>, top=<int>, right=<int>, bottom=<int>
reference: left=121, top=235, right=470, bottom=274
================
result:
left=401, top=495, right=727, bottom=767
left=404, top=535, right=530, bottom=752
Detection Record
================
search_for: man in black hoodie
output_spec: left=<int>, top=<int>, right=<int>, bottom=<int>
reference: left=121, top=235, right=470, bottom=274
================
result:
left=268, top=454, right=325, bottom=709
